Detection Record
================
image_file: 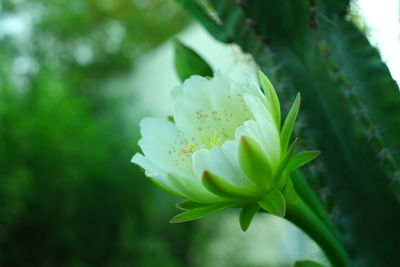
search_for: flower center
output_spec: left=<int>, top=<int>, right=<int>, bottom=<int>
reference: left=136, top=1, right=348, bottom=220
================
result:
left=198, top=129, right=224, bottom=149
left=173, top=128, right=224, bottom=162
left=171, top=94, right=254, bottom=163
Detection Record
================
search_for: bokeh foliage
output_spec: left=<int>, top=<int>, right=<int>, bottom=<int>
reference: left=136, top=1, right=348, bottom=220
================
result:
left=0, top=0, right=192, bottom=266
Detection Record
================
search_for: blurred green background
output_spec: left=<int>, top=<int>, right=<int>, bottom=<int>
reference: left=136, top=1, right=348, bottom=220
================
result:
left=1, top=0, right=398, bottom=266
left=0, top=1, right=195, bottom=266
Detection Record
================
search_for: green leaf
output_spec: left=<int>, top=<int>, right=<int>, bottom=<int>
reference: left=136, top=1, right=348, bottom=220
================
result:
left=286, top=151, right=321, bottom=173
left=202, top=170, right=258, bottom=199
left=173, top=39, right=213, bottom=81
left=294, top=260, right=325, bottom=267
left=281, top=93, right=301, bottom=152
left=176, top=200, right=207, bottom=210
left=259, top=71, right=281, bottom=129
left=170, top=203, right=235, bottom=223
left=257, top=189, right=286, bottom=217
left=239, top=205, right=260, bottom=232
left=238, top=136, right=273, bottom=190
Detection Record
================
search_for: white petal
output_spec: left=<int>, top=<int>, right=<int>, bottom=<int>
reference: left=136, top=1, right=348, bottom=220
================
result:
left=131, top=153, right=182, bottom=195
left=217, top=141, right=248, bottom=186
left=231, top=73, right=269, bottom=109
left=236, top=94, right=281, bottom=169
left=173, top=73, right=253, bottom=144
left=132, top=153, right=221, bottom=202
left=138, top=117, right=228, bottom=202
left=131, top=153, right=166, bottom=180
left=182, top=72, right=232, bottom=106
left=235, top=120, right=260, bottom=138
left=192, top=149, right=209, bottom=179
left=167, top=172, right=223, bottom=203
left=138, top=117, right=192, bottom=176
left=192, top=140, right=257, bottom=189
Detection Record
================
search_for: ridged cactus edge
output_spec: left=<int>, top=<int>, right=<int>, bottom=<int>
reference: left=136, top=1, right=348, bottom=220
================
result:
left=176, top=0, right=400, bottom=266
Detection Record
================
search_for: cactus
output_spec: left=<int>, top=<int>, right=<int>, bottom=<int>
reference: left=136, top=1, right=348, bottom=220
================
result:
left=176, top=0, right=400, bottom=266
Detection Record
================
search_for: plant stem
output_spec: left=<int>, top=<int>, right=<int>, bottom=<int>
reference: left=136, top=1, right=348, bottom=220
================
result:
left=290, top=171, right=342, bottom=240
left=284, top=181, right=351, bottom=267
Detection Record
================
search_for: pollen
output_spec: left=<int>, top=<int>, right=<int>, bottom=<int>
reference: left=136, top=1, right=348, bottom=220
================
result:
left=173, top=128, right=225, bottom=162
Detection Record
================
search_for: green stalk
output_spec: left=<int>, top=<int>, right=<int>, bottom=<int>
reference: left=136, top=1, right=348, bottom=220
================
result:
left=290, top=170, right=341, bottom=240
left=284, top=180, right=351, bottom=267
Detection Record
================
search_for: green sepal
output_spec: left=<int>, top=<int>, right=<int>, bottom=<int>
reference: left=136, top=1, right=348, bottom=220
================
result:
left=286, top=150, right=321, bottom=173
left=176, top=200, right=208, bottom=210
left=282, top=178, right=298, bottom=204
left=173, top=39, right=213, bottom=81
left=259, top=71, right=281, bottom=130
left=257, top=189, right=286, bottom=217
left=281, top=93, right=300, bottom=152
left=170, top=203, right=236, bottom=223
left=239, top=204, right=260, bottom=232
left=202, top=170, right=258, bottom=199
left=148, top=177, right=185, bottom=198
left=274, top=138, right=298, bottom=182
left=238, top=136, right=273, bottom=190
left=294, top=260, right=325, bottom=267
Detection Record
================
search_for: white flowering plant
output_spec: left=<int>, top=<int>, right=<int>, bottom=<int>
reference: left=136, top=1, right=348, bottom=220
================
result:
left=132, top=70, right=320, bottom=228
left=131, top=42, right=350, bottom=267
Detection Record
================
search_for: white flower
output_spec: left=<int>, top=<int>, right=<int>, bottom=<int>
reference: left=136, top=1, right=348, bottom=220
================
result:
left=132, top=71, right=319, bottom=228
